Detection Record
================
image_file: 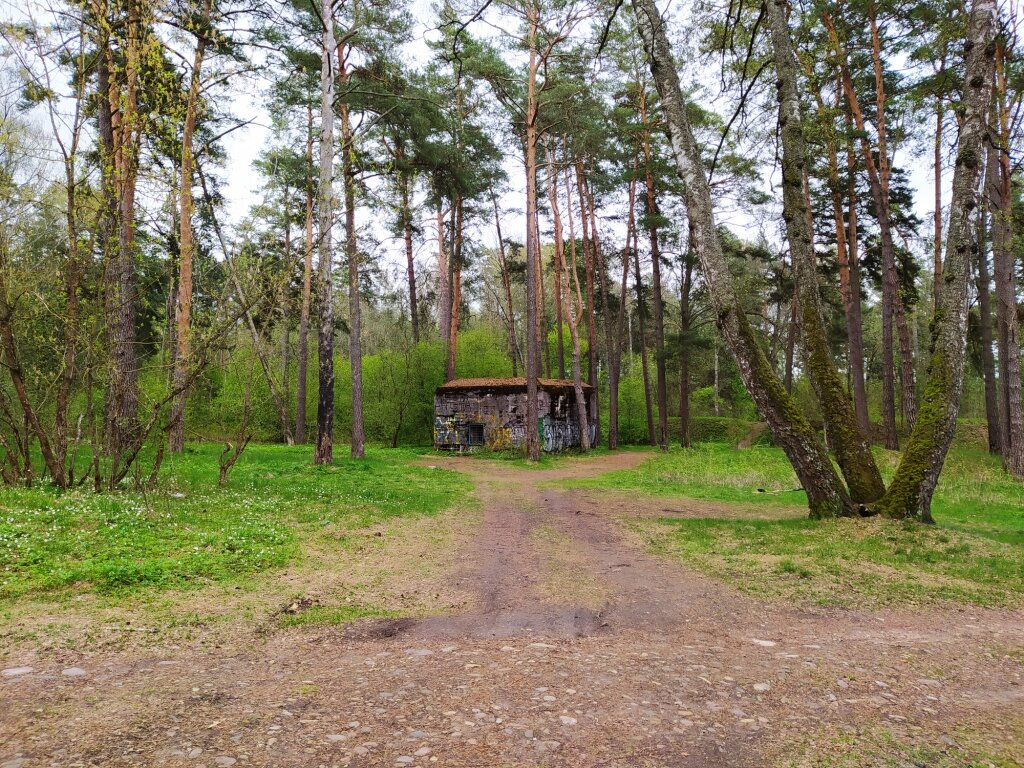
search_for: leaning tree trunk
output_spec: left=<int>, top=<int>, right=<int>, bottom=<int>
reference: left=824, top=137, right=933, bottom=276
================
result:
left=632, top=0, right=853, bottom=519
left=314, top=0, right=335, bottom=465
left=875, top=0, right=997, bottom=521
left=766, top=0, right=885, bottom=504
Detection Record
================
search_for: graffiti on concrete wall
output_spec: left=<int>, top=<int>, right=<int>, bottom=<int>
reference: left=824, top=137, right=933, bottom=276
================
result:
left=434, top=387, right=588, bottom=453
left=434, top=416, right=462, bottom=449
left=540, top=416, right=581, bottom=452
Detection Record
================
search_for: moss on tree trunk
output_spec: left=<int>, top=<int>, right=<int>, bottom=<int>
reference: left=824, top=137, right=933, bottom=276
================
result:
left=765, top=0, right=885, bottom=505
left=874, top=0, right=997, bottom=521
left=632, top=0, right=852, bottom=519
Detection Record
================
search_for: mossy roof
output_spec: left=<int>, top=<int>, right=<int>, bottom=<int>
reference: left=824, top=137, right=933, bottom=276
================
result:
left=436, top=377, right=593, bottom=394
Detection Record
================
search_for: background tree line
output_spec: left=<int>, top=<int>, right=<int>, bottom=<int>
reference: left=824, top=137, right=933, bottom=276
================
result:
left=0, top=0, right=1018, bottom=520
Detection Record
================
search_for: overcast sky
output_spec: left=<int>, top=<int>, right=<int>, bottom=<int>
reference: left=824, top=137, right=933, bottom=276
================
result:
left=4, top=0, right=948, bottom=293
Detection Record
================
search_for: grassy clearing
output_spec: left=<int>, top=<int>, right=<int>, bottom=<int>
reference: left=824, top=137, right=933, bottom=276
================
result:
left=0, top=444, right=471, bottom=602
left=566, top=443, right=809, bottom=505
left=570, top=443, right=1024, bottom=607
left=775, top=720, right=1024, bottom=767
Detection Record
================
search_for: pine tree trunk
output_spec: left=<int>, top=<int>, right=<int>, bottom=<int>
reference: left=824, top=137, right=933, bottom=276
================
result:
left=869, top=7, right=918, bottom=433
left=296, top=107, right=314, bottom=444
left=493, top=195, right=520, bottom=376
left=585, top=175, right=613, bottom=402
left=826, top=13, right=906, bottom=447
left=437, top=207, right=451, bottom=379
left=170, top=20, right=207, bottom=453
left=609, top=177, right=638, bottom=450
left=933, top=91, right=944, bottom=310
left=576, top=161, right=600, bottom=445
left=895, top=300, right=917, bottom=431
left=875, top=0, right=997, bottom=520
left=809, top=71, right=871, bottom=435
left=844, top=122, right=871, bottom=434
left=551, top=148, right=590, bottom=449
left=975, top=155, right=1001, bottom=454
left=281, top=189, right=292, bottom=407
left=638, top=89, right=668, bottom=449
left=680, top=236, right=694, bottom=447
left=97, top=9, right=142, bottom=471
left=447, top=197, right=463, bottom=382
left=524, top=2, right=542, bottom=461
left=314, top=0, right=335, bottom=465
left=826, top=127, right=870, bottom=432
left=992, top=50, right=1024, bottom=476
left=631, top=219, right=656, bottom=446
left=541, top=239, right=551, bottom=379
left=343, top=99, right=364, bottom=459
left=766, top=0, right=885, bottom=503
left=633, top=0, right=853, bottom=518
left=549, top=146, right=565, bottom=381
left=403, top=169, right=419, bottom=343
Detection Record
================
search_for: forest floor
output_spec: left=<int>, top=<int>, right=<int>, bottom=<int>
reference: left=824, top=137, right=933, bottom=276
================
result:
left=2, top=449, right=1024, bottom=767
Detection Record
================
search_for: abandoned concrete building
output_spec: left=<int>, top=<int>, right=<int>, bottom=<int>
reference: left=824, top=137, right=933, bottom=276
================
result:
left=434, top=378, right=595, bottom=452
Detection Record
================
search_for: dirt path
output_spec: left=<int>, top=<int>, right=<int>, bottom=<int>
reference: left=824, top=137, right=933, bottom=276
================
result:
left=2, top=452, right=1023, bottom=767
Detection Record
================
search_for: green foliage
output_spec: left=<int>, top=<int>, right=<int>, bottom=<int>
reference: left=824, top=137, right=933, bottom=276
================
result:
left=614, top=360, right=655, bottom=444
left=0, top=444, right=470, bottom=600
left=688, top=416, right=755, bottom=445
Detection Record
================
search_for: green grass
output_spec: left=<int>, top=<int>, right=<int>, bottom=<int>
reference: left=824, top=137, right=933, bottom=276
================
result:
left=566, top=443, right=809, bottom=505
left=0, top=444, right=471, bottom=601
left=777, top=721, right=1024, bottom=767
left=570, top=443, right=1024, bottom=607
left=277, top=603, right=399, bottom=629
